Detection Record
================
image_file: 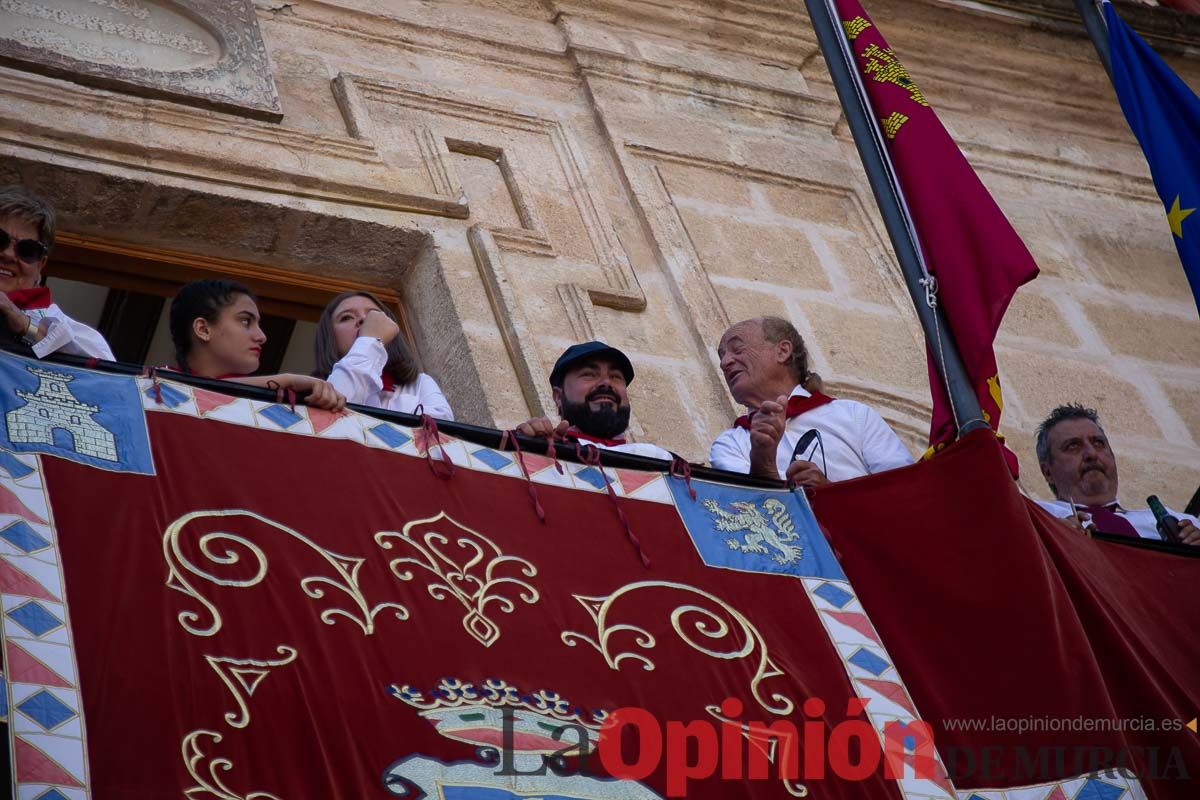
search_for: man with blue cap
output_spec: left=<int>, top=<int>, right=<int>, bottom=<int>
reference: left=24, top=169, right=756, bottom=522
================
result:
left=516, top=341, right=672, bottom=461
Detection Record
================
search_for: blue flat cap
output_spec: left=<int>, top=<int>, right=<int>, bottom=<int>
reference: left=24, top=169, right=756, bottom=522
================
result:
left=550, top=341, right=635, bottom=386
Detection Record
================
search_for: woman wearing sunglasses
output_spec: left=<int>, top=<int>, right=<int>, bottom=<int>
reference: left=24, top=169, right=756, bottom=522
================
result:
left=168, top=279, right=346, bottom=411
left=312, top=291, right=453, bottom=418
left=0, top=186, right=114, bottom=360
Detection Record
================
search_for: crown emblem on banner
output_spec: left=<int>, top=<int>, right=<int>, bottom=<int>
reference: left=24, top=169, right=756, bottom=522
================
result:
left=390, top=678, right=609, bottom=755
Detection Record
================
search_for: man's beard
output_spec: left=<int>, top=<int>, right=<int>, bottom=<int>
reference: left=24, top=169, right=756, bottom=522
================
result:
left=1077, top=462, right=1113, bottom=495
left=561, top=395, right=631, bottom=440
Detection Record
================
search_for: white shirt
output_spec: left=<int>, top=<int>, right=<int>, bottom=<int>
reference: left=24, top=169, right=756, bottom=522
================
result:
left=574, top=438, right=674, bottom=462
left=709, top=385, right=914, bottom=482
left=28, top=303, right=114, bottom=360
left=1036, top=498, right=1199, bottom=541
left=328, top=337, right=453, bottom=419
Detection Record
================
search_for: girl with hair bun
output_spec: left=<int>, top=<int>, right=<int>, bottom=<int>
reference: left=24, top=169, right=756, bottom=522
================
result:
left=168, top=279, right=345, bottom=411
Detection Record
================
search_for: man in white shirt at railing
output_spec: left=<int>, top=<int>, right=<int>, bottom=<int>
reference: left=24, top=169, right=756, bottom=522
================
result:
left=709, top=316, right=912, bottom=486
left=1034, top=403, right=1199, bottom=545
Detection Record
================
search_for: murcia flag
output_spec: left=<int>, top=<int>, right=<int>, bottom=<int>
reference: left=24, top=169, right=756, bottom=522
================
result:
left=834, top=0, right=1039, bottom=471
left=1105, top=1, right=1200, bottom=317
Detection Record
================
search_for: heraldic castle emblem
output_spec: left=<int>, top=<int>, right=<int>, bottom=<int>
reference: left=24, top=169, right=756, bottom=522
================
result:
left=5, top=366, right=117, bottom=461
left=702, top=497, right=803, bottom=566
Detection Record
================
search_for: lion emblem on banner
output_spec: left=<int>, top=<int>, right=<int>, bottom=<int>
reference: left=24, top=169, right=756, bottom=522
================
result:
left=702, top=498, right=803, bottom=566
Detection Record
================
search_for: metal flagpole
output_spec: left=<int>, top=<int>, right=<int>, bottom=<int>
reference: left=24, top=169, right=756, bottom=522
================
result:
left=1072, top=0, right=1114, bottom=80
left=803, top=0, right=989, bottom=436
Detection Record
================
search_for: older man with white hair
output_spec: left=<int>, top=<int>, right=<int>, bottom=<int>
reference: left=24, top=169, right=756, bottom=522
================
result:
left=710, top=316, right=912, bottom=485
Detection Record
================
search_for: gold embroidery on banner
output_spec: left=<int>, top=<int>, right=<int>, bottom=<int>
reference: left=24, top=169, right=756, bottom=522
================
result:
left=376, top=511, right=539, bottom=648
left=881, top=111, right=909, bottom=139
left=392, top=677, right=608, bottom=754
left=204, top=646, right=298, bottom=729
left=561, top=581, right=794, bottom=715
left=163, top=509, right=408, bottom=637
left=843, top=16, right=871, bottom=40
left=987, top=373, right=1004, bottom=414
left=861, top=44, right=929, bottom=107
left=183, top=729, right=282, bottom=800
left=706, top=705, right=808, bottom=797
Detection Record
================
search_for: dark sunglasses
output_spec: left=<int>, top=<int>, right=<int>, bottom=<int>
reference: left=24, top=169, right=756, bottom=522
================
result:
left=0, top=228, right=49, bottom=265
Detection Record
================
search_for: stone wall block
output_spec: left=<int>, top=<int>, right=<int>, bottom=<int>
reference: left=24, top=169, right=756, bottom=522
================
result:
left=266, top=48, right=345, bottom=135
left=1164, top=382, right=1200, bottom=448
left=1110, top=455, right=1199, bottom=515
left=760, top=184, right=863, bottom=230
left=1084, top=303, right=1200, bottom=366
left=800, top=302, right=927, bottom=394
left=1074, top=227, right=1193, bottom=302
left=676, top=207, right=834, bottom=292
left=658, top=162, right=753, bottom=208
left=624, top=359, right=713, bottom=459
left=825, top=236, right=901, bottom=309
left=997, top=348, right=1164, bottom=440
left=998, top=290, right=1080, bottom=349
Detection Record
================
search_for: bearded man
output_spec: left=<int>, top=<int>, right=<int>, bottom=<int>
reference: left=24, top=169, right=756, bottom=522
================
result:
left=516, top=341, right=672, bottom=460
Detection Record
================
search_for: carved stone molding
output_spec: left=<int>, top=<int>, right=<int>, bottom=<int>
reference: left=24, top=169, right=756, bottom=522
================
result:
left=929, top=0, right=1200, bottom=52
left=0, top=0, right=282, bottom=120
left=0, top=67, right=464, bottom=216
left=330, top=71, right=652, bottom=417
left=468, top=225, right=557, bottom=418
left=334, top=72, right=646, bottom=311
left=445, top=138, right=556, bottom=259
left=279, top=0, right=576, bottom=84
left=553, top=0, right=817, bottom=65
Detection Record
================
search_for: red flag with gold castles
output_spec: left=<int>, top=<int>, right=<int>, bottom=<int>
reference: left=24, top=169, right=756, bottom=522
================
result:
left=834, top=0, right=1039, bottom=469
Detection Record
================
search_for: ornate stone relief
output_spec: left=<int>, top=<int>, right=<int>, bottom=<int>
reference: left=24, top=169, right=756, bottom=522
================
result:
left=333, top=72, right=646, bottom=417
left=0, top=0, right=282, bottom=120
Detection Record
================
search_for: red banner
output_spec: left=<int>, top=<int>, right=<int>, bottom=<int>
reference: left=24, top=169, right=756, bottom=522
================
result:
left=813, top=430, right=1200, bottom=799
left=1, top=354, right=1196, bottom=799
left=834, top=0, right=1040, bottom=472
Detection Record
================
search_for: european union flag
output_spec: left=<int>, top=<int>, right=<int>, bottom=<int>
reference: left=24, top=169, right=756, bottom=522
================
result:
left=1106, top=2, right=1200, bottom=316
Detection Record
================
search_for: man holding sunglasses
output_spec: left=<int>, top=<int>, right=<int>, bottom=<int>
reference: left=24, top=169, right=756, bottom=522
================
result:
left=0, top=186, right=113, bottom=360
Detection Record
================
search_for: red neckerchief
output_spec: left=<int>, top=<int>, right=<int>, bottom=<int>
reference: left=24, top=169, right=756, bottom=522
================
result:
left=565, top=427, right=627, bottom=447
left=5, top=287, right=52, bottom=310
left=734, top=390, right=836, bottom=430
left=381, top=372, right=395, bottom=392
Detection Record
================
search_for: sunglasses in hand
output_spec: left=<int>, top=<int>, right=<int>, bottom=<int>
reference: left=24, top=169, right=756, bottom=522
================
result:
left=0, top=228, right=49, bottom=265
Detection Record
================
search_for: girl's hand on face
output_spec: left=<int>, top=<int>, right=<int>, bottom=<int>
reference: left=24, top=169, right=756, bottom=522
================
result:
left=359, top=309, right=400, bottom=345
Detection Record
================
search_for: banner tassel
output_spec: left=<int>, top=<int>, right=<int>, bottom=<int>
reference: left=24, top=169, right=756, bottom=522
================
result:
left=419, top=412, right=455, bottom=480
left=576, top=442, right=650, bottom=569
left=668, top=454, right=698, bottom=501
left=500, top=430, right=546, bottom=522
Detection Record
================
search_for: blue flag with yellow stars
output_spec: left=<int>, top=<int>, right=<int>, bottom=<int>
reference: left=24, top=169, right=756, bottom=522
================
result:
left=1106, top=1, right=1200, bottom=316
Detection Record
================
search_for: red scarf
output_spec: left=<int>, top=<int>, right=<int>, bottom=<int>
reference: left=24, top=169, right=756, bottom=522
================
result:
left=565, top=427, right=627, bottom=447
left=734, top=391, right=836, bottom=430
left=381, top=372, right=395, bottom=392
left=5, top=287, right=52, bottom=310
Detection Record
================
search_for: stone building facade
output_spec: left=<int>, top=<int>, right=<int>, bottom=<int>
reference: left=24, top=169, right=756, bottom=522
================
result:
left=1, top=0, right=1197, bottom=508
